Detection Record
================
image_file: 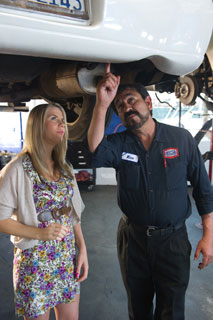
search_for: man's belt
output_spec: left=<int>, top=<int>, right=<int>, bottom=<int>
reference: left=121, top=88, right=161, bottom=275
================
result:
left=38, top=206, right=71, bottom=222
left=122, top=213, right=185, bottom=237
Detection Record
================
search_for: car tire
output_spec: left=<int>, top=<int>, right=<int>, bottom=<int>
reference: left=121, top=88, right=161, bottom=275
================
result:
left=65, top=95, right=114, bottom=142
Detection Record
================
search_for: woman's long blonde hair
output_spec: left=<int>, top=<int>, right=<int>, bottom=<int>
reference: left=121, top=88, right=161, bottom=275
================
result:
left=20, top=103, right=73, bottom=179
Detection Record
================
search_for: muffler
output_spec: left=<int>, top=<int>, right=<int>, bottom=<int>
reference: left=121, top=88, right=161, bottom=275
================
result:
left=40, top=62, right=106, bottom=99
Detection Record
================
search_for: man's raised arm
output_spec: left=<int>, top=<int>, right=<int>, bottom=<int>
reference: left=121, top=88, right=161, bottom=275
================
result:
left=87, top=63, right=120, bottom=153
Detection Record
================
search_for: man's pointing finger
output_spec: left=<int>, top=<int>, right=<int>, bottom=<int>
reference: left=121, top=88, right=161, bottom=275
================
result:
left=105, top=63, right=110, bottom=74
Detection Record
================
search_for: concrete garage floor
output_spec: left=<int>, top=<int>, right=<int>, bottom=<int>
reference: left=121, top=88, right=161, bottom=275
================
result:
left=0, top=185, right=213, bottom=320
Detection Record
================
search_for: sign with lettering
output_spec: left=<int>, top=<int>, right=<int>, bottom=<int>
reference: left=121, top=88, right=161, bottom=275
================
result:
left=0, top=0, right=89, bottom=20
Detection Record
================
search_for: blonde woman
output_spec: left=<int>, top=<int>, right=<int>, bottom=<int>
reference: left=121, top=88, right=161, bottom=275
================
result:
left=0, top=103, right=88, bottom=320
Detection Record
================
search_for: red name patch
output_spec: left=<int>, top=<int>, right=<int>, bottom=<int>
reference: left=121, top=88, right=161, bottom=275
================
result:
left=163, top=148, right=179, bottom=159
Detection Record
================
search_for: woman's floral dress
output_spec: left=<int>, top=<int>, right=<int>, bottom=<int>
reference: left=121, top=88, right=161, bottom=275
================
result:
left=13, top=155, right=80, bottom=319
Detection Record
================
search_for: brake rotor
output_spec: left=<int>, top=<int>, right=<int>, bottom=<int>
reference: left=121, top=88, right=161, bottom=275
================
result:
left=174, top=75, right=199, bottom=105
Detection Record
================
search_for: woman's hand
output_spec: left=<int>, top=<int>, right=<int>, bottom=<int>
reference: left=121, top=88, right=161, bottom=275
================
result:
left=76, top=246, right=89, bottom=283
left=0, top=218, right=68, bottom=241
left=73, top=223, right=89, bottom=282
left=38, top=223, right=70, bottom=241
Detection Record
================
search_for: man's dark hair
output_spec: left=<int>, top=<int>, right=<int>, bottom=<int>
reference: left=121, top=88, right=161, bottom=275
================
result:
left=112, top=83, right=150, bottom=114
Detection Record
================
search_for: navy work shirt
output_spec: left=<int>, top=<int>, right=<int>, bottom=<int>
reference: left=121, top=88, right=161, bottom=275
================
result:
left=91, top=120, right=213, bottom=227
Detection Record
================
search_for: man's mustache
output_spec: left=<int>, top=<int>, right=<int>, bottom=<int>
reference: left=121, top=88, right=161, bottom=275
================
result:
left=124, top=110, right=140, bottom=121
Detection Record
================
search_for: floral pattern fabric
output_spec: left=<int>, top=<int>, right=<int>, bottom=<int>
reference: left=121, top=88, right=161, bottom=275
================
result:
left=13, top=155, right=80, bottom=319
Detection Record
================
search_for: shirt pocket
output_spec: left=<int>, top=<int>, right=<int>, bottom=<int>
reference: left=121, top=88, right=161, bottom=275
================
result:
left=118, top=161, right=140, bottom=190
left=165, top=157, right=186, bottom=191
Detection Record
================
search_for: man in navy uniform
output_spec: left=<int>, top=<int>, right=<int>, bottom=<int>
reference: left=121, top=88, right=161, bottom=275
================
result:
left=87, top=64, right=213, bottom=320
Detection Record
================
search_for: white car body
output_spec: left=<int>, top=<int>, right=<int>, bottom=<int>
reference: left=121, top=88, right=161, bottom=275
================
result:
left=0, top=0, right=212, bottom=140
left=0, top=0, right=212, bottom=74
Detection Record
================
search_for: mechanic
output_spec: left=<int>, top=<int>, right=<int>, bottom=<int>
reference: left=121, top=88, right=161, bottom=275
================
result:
left=87, top=64, right=213, bottom=320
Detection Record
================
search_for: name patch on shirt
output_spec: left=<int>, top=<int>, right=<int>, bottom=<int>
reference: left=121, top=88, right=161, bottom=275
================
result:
left=163, top=148, right=179, bottom=159
left=122, top=152, right=139, bottom=163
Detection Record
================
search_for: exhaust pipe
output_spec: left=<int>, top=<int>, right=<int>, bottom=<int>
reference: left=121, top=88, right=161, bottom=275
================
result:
left=40, top=62, right=107, bottom=99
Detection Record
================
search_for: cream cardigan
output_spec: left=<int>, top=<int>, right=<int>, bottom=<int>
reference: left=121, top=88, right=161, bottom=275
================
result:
left=0, top=156, right=85, bottom=250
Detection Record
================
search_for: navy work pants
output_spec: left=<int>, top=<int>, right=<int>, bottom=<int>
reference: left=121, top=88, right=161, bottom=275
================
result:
left=117, top=218, right=192, bottom=320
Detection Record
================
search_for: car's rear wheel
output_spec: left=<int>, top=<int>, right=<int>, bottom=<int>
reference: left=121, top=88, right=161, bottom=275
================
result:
left=64, top=95, right=114, bottom=142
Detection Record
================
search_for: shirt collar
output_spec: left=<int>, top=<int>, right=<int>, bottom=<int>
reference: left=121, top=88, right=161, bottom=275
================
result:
left=123, top=119, right=166, bottom=144
left=153, top=119, right=166, bottom=142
